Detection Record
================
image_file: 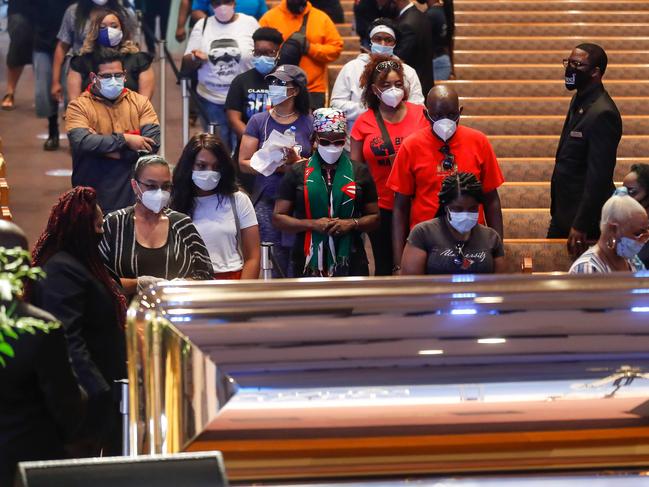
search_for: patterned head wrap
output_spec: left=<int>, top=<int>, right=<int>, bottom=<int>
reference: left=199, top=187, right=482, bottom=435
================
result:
left=313, top=108, right=347, bottom=134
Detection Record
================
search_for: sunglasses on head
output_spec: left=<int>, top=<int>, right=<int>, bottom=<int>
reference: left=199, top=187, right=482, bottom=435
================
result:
left=318, top=138, right=346, bottom=147
left=439, top=143, right=456, bottom=171
left=376, top=60, right=402, bottom=72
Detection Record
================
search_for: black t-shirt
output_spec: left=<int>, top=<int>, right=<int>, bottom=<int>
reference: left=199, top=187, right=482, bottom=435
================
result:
left=224, top=68, right=271, bottom=125
left=407, top=217, right=504, bottom=275
left=277, top=159, right=378, bottom=276
left=70, top=51, right=154, bottom=93
left=135, top=242, right=168, bottom=279
left=425, top=5, right=449, bottom=56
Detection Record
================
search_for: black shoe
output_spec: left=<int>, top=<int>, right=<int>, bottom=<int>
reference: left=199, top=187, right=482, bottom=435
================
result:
left=43, top=135, right=60, bottom=151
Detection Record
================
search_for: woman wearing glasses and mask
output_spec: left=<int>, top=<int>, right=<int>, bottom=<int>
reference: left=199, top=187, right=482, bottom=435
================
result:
left=100, top=155, right=213, bottom=295
left=570, top=187, right=648, bottom=273
left=401, top=172, right=505, bottom=275
left=623, top=163, right=649, bottom=267
left=350, top=55, right=427, bottom=275
left=273, top=108, right=380, bottom=277
left=239, top=64, right=313, bottom=277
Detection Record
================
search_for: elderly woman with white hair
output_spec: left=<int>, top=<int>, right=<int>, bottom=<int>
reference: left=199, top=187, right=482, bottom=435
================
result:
left=273, top=108, right=380, bottom=277
left=569, top=187, right=649, bottom=273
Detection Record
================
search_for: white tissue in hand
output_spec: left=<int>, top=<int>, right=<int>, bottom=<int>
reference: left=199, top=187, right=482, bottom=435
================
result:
left=250, top=129, right=297, bottom=177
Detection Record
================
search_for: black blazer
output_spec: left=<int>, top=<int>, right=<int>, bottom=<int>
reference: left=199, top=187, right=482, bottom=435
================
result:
left=0, top=301, right=83, bottom=486
left=550, top=83, right=622, bottom=237
left=32, top=251, right=126, bottom=399
left=394, top=4, right=434, bottom=96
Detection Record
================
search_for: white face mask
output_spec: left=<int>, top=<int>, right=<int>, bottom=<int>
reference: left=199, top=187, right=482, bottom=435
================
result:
left=447, top=210, right=478, bottom=234
left=318, top=144, right=344, bottom=165
left=92, top=0, right=108, bottom=5
left=192, top=170, right=221, bottom=191
left=378, top=86, right=404, bottom=108
left=214, top=4, right=235, bottom=22
left=269, top=85, right=290, bottom=106
left=140, top=188, right=171, bottom=214
left=433, top=118, right=457, bottom=142
left=616, top=236, right=645, bottom=259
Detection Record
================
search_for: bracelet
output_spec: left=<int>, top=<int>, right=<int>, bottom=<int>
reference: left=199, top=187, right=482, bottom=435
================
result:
left=353, top=218, right=359, bottom=229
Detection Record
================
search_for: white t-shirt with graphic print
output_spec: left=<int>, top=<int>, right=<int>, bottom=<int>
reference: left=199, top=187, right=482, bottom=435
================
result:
left=185, top=14, right=259, bottom=104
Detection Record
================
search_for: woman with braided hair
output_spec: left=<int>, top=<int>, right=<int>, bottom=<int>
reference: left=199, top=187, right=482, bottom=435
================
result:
left=401, top=172, right=505, bottom=275
left=29, top=186, right=128, bottom=456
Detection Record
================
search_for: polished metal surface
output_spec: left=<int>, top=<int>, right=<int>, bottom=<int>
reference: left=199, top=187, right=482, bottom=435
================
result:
left=127, top=273, right=649, bottom=481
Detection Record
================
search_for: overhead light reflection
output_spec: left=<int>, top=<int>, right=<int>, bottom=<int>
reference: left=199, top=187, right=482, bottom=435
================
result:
left=631, top=307, right=649, bottom=313
left=474, top=296, right=503, bottom=304
left=451, top=308, right=477, bottom=315
left=478, top=337, right=507, bottom=344
left=418, top=349, right=444, bottom=355
left=452, top=293, right=476, bottom=299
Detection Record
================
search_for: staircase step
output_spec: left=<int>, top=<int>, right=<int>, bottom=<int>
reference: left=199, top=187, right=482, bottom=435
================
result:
left=462, top=115, right=649, bottom=135
left=455, top=36, right=649, bottom=51
left=335, top=23, right=353, bottom=36
left=456, top=10, right=649, bottom=23
left=499, top=182, right=551, bottom=208
left=455, top=64, right=649, bottom=80
left=503, top=209, right=551, bottom=238
left=441, top=79, right=649, bottom=97
left=503, top=239, right=573, bottom=273
left=343, top=36, right=359, bottom=51
left=455, top=23, right=649, bottom=36
left=460, top=97, right=649, bottom=115
left=455, top=50, right=649, bottom=65
left=499, top=157, right=644, bottom=182
left=455, top=0, right=649, bottom=12
left=489, top=135, right=649, bottom=158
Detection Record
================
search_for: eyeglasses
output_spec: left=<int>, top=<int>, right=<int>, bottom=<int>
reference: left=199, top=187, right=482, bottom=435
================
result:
left=137, top=180, right=173, bottom=192
left=318, top=138, right=346, bottom=147
left=253, top=49, right=278, bottom=57
left=97, top=72, right=126, bottom=80
left=376, top=60, right=402, bottom=72
left=439, top=143, right=456, bottom=171
left=562, top=59, right=590, bottom=69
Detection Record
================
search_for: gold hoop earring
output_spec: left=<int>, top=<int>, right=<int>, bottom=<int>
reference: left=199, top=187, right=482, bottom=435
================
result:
left=606, top=237, right=616, bottom=250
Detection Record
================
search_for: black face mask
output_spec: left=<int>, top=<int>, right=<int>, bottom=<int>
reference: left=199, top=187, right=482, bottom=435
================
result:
left=565, top=66, right=592, bottom=91
left=287, top=0, right=307, bottom=14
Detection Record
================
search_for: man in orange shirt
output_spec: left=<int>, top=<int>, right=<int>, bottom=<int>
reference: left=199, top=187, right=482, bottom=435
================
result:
left=387, top=85, right=504, bottom=273
left=259, top=0, right=343, bottom=109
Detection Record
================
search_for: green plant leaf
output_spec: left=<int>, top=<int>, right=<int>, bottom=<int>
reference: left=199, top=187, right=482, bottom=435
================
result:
left=0, top=342, right=14, bottom=358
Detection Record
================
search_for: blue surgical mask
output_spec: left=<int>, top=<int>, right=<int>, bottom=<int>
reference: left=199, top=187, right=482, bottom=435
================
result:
left=616, top=236, right=645, bottom=260
left=99, top=77, right=124, bottom=100
left=447, top=210, right=479, bottom=234
left=371, top=43, right=394, bottom=57
left=252, top=55, right=276, bottom=75
left=97, top=26, right=123, bottom=47
left=269, top=84, right=290, bottom=105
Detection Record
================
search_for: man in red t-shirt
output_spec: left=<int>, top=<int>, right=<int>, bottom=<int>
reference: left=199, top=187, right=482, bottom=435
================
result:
left=386, top=85, right=505, bottom=273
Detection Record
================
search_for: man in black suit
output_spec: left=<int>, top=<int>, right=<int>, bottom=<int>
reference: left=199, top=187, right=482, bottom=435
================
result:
left=0, top=221, right=84, bottom=486
left=380, top=0, right=434, bottom=95
left=548, top=43, right=622, bottom=257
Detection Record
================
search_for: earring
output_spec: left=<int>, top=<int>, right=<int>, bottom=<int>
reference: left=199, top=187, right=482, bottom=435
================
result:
left=606, top=237, right=616, bottom=250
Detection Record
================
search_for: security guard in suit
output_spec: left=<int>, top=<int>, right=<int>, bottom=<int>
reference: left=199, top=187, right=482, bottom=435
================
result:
left=548, top=43, right=622, bottom=257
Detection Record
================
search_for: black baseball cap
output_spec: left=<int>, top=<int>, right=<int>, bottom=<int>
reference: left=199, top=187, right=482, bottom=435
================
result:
left=266, top=64, right=307, bottom=89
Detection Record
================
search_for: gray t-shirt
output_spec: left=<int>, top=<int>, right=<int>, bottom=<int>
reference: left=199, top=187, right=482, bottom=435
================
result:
left=407, top=217, right=504, bottom=274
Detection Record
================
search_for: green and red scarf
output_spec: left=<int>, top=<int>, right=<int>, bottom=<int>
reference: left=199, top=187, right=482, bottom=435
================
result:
left=303, top=151, right=356, bottom=276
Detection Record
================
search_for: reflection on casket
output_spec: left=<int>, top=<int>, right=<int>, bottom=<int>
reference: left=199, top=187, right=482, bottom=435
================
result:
left=126, top=273, right=649, bottom=482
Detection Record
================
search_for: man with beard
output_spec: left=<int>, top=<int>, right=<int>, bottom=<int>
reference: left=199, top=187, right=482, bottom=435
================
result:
left=548, top=44, right=622, bottom=258
left=260, top=0, right=343, bottom=109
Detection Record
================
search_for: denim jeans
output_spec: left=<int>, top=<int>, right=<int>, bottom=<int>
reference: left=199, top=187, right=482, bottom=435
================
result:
left=197, top=95, right=236, bottom=153
left=254, top=197, right=292, bottom=278
left=433, top=54, right=452, bottom=81
left=33, top=50, right=58, bottom=118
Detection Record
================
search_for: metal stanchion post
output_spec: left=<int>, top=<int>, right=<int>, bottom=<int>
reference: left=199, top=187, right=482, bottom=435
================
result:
left=261, top=242, right=274, bottom=280
left=117, top=379, right=130, bottom=456
left=207, top=123, right=218, bottom=135
left=158, top=39, right=167, bottom=158
left=181, top=78, right=190, bottom=146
